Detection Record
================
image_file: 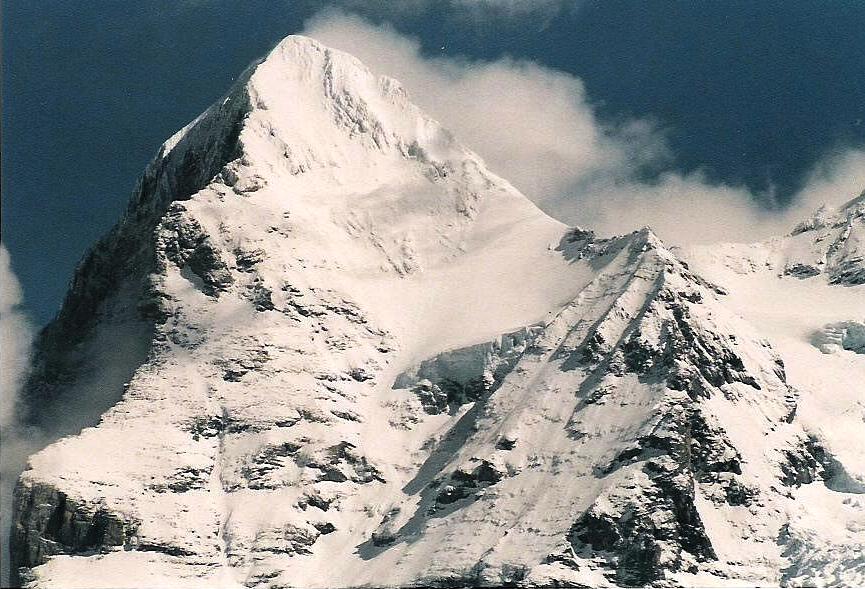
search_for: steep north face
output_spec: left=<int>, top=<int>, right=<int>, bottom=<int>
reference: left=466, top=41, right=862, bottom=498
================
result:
left=11, top=36, right=865, bottom=588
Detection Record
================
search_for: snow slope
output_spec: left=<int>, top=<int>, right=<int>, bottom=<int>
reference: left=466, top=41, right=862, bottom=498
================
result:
left=11, top=36, right=865, bottom=588
left=683, top=193, right=865, bottom=586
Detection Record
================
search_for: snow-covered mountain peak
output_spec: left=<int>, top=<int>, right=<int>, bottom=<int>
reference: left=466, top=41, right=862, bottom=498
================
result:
left=10, top=38, right=865, bottom=589
left=241, top=34, right=444, bottom=167
left=779, top=191, right=864, bottom=285
left=164, top=32, right=507, bottom=205
left=790, top=188, right=865, bottom=236
left=683, top=189, right=865, bottom=287
left=151, top=34, right=553, bottom=286
left=259, top=34, right=410, bottom=109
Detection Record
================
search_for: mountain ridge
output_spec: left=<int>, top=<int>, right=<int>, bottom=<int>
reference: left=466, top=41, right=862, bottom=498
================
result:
left=10, top=35, right=865, bottom=588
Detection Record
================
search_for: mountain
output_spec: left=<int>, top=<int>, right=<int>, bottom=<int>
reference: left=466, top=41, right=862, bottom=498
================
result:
left=681, top=193, right=865, bottom=587
left=10, top=36, right=865, bottom=588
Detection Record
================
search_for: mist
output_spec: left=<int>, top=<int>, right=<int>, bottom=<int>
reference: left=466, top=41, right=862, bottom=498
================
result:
left=304, top=11, right=865, bottom=246
left=0, top=243, right=39, bottom=586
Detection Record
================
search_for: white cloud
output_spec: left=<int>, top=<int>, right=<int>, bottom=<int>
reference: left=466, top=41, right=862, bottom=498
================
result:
left=304, top=11, right=865, bottom=246
left=447, top=0, right=578, bottom=23
left=0, top=243, right=37, bottom=585
left=326, top=0, right=576, bottom=23
left=787, top=149, right=865, bottom=216
left=0, top=244, right=32, bottom=430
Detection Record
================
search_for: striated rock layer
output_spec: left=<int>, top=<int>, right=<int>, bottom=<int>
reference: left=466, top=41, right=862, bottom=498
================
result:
left=12, top=36, right=865, bottom=588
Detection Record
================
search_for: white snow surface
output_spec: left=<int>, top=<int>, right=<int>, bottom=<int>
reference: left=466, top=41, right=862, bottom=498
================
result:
left=12, top=36, right=865, bottom=588
left=683, top=195, right=865, bottom=587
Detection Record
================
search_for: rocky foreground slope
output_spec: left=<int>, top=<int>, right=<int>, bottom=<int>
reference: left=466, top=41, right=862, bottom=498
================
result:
left=11, top=37, right=865, bottom=588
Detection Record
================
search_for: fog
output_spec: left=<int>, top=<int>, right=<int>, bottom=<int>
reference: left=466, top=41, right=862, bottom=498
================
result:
left=0, top=243, right=38, bottom=585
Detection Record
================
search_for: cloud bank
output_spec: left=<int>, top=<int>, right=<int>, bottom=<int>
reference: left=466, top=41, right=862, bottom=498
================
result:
left=304, top=11, right=865, bottom=245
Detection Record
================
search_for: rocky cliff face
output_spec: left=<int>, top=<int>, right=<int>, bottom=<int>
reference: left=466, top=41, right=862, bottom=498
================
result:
left=11, top=36, right=865, bottom=588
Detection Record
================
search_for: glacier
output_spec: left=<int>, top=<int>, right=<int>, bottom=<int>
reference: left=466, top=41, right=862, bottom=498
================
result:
left=8, top=36, right=865, bottom=588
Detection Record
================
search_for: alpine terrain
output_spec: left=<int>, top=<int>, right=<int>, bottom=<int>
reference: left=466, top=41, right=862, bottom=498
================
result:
left=10, top=36, right=865, bottom=588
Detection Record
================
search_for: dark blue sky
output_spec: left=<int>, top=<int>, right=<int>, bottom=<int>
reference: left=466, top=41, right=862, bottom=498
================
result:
left=3, top=1, right=864, bottom=325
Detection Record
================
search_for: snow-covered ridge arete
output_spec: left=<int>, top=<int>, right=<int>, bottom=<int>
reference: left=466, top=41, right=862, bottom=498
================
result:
left=11, top=36, right=865, bottom=588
